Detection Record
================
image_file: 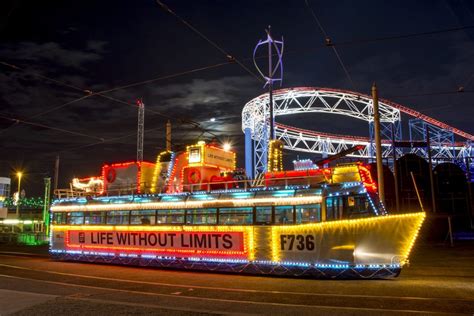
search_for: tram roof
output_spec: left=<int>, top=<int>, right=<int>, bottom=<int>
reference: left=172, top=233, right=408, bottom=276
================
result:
left=52, top=181, right=366, bottom=208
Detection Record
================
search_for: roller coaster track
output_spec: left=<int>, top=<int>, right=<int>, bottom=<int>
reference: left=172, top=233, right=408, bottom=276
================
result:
left=242, top=87, right=473, bottom=175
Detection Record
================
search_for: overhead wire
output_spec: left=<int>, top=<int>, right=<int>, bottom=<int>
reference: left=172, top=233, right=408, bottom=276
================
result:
left=333, top=25, right=474, bottom=46
left=155, top=0, right=263, bottom=84
left=2, top=21, right=472, bottom=129
left=0, top=112, right=104, bottom=141
left=2, top=11, right=473, bottom=155
left=387, top=90, right=474, bottom=98
left=304, top=0, right=357, bottom=91
left=0, top=61, right=200, bottom=126
left=0, top=63, right=235, bottom=154
left=93, top=61, right=232, bottom=96
left=0, top=61, right=227, bottom=140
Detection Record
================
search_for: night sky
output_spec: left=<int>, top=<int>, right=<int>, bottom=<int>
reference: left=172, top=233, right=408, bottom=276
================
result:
left=1, top=0, right=474, bottom=195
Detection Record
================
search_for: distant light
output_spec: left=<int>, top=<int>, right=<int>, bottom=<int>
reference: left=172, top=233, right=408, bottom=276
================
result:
left=223, top=143, right=231, bottom=151
left=210, top=118, right=216, bottom=122
left=16, top=172, right=22, bottom=178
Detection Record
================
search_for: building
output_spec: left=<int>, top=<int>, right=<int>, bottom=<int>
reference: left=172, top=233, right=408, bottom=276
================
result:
left=0, top=177, right=11, bottom=219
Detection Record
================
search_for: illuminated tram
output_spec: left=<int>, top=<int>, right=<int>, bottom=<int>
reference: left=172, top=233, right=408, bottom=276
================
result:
left=50, top=140, right=425, bottom=279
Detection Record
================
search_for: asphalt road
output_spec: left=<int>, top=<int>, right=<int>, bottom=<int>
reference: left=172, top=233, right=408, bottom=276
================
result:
left=0, top=243, right=473, bottom=316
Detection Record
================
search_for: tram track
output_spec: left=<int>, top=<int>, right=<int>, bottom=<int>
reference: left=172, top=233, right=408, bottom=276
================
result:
left=0, top=261, right=472, bottom=304
left=0, top=254, right=473, bottom=315
left=0, top=273, right=468, bottom=316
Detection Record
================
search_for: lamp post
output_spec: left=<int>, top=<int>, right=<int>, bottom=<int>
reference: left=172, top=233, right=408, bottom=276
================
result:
left=15, top=172, right=22, bottom=218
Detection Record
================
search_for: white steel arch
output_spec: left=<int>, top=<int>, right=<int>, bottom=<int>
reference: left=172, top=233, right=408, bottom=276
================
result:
left=242, top=87, right=474, bottom=177
left=276, top=123, right=470, bottom=160
left=242, top=87, right=401, bottom=138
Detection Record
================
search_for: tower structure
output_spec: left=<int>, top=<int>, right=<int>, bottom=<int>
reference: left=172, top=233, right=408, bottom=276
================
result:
left=245, top=27, right=284, bottom=178
left=137, top=99, right=145, bottom=162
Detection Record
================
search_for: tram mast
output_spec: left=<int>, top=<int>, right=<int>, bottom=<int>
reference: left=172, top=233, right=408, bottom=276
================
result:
left=252, top=27, right=284, bottom=175
left=253, top=26, right=284, bottom=140
left=137, top=99, right=145, bottom=162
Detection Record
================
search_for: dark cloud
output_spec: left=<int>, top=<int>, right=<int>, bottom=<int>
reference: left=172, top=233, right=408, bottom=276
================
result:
left=0, top=41, right=104, bottom=69
left=1, top=0, right=474, bottom=194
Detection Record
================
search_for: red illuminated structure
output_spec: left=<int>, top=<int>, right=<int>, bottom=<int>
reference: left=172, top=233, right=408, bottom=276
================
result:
left=102, top=161, right=155, bottom=194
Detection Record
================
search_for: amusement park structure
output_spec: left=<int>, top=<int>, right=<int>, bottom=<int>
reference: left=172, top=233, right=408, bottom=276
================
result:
left=242, top=87, right=474, bottom=179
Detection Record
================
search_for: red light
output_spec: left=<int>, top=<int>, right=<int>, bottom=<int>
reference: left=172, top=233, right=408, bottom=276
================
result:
left=358, top=164, right=377, bottom=192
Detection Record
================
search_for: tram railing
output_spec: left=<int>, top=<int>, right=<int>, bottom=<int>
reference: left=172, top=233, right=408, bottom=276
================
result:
left=54, top=169, right=362, bottom=199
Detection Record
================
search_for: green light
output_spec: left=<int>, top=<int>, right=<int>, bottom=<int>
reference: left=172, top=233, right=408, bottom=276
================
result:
left=17, top=233, right=48, bottom=246
left=3, top=197, right=44, bottom=209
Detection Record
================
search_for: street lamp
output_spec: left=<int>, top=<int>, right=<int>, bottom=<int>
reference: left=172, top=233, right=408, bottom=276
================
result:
left=15, top=172, right=22, bottom=218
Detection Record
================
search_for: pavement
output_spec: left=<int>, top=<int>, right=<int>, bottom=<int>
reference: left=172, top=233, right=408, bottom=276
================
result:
left=0, top=241, right=473, bottom=315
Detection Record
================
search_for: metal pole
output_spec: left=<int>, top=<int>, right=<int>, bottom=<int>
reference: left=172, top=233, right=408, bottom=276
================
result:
left=426, top=126, right=437, bottom=213
left=244, top=128, right=254, bottom=179
left=447, top=216, right=454, bottom=247
left=54, top=155, right=60, bottom=190
left=465, top=157, right=473, bottom=229
left=410, top=172, right=425, bottom=212
left=166, top=120, right=172, bottom=152
left=15, top=173, right=22, bottom=218
left=391, top=124, right=400, bottom=212
left=43, top=178, right=51, bottom=235
left=372, top=83, right=385, bottom=206
left=267, top=26, right=275, bottom=140
left=137, top=100, right=145, bottom=162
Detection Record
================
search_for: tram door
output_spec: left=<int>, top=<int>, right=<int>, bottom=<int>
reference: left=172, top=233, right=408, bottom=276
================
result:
left=255, top=206, right=273, bottom=225
left=326, top=196, right=344, bottom=221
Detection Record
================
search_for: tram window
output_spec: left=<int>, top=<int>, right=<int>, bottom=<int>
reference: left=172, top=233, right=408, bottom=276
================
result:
left=256, top=206, right=272, bottom=225
left=295, top=204, right=321, bottom=223
left=106, top=210, right=130, bottom=225
left=156, top=210, right=184, bottom=224
left=52, top=213, right=67, bottom=225
left=186, top=208, right=217, bottom=225
left=344, top=195, right=371, bottom=218
left=326, top=197, right=344, bottom=221
left=84, top=212, right=105, bottom=224
left=67, top=212, right=84, bottom=225
left=218, top=207, right=253, bottom=225
left=274, top=206, right=294, bottom=224
left=130, top=210, right=156, bottom=225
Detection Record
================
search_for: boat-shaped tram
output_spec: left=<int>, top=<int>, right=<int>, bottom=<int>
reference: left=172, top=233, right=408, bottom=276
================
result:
left=50, top=138, right=425, bottom=279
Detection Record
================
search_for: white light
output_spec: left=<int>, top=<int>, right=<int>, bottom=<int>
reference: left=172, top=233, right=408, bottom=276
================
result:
left=210, top=118, right=216, bottom=122
left=51, top=195, right=323, bottom=212
left=223, top=143, right=231, bottom=151
left=2, top=219, right=20, bottom=224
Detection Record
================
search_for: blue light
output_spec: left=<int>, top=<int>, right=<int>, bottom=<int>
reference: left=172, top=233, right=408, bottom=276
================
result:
left=55, top=249, right=401, bottom=271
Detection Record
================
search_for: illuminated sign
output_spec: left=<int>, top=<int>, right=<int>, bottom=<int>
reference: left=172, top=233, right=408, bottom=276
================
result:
left=203, top=147, right=235, bottom=170
left=67, top=230, right=245, bottom=256
left=280, top=234, right=316, bottom=252
left=271, top=212, right=426, bottom=264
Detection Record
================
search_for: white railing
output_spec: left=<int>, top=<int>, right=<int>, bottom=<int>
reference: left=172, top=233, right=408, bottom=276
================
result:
left=54, top=170, right=360, bottom=199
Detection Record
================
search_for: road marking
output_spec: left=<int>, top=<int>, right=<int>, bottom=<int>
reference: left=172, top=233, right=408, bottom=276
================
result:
left=0, top=274, right=464, bottom=315
left=64, top=296, right=230, bottom=315
left=0, top=262, right=472, bottom=304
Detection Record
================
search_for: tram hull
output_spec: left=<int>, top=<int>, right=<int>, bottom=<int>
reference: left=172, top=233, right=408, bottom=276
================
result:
left=50, top=252, right=401, bottom=279
left=49, top=212, right=424, bottom=279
